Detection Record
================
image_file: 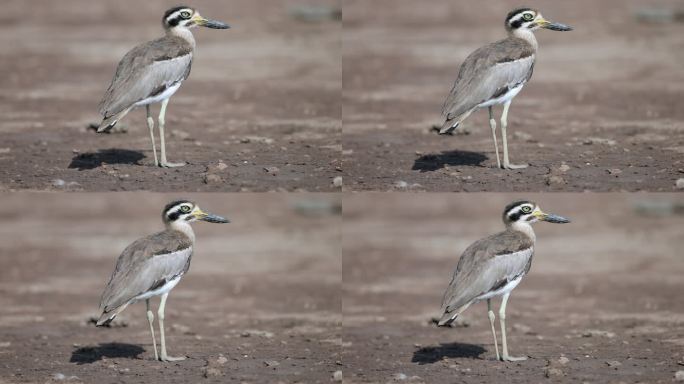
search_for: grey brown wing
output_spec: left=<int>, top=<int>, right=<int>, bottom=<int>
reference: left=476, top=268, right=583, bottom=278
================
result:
left=442, top=54, right=535, bottom=121
left=439, top=231, right=534, bottom=320
left=441, top=247, right=533, bottom=315
left=98, top=51, right=192, bottom=118
left=99, top=232, right=192, bottom=312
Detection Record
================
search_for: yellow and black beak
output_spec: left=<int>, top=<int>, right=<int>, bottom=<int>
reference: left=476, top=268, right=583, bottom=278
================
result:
left=193, top=14, right=230, bottom=29
left=533, top=210, right=571, bottom=224
left=193, top=208, right=230, bottom=223
left=537, top=18, right=573, bottom=31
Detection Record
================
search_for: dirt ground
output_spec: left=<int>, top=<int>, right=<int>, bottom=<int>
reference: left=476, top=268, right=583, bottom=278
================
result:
left=342, top=194, right=684, bottom=383
left=0, top=193, right=341, bottom=383
left=342, top=0, right=684, bottom=192
left=0, top=0, right=341, bottom=192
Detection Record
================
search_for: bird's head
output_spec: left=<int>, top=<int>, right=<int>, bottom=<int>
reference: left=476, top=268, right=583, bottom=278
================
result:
left=162, top=200, right=230, bottom=226
left=505, top=8, right=573, bottom=33
left=502, top=200, right=570, bottom=227
left=162, top=6, right=230, bottom=31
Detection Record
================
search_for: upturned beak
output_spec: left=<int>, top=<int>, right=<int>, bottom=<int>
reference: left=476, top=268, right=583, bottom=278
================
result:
left=534, top=210, right=571, bottom=224
left=537, top=18, right=573, bottom=31
left=193, top=14, right=230, bottom=29
left=194, top=209, right=230, bottom=223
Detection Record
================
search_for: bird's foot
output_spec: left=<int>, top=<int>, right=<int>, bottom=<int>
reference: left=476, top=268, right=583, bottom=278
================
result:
left=160, top=355, right=186, bottom=362
left=500, top=355, right=528, bottom=362
left=159, top=160, right=187, bottom=168
left=502, top=162, right=528, bottom=170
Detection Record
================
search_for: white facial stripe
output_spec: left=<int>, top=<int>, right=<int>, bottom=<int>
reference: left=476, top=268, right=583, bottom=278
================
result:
left=507, top=204, right=535, bottom=219
left=166, top=9, right=194, bottom=22
left=509, top=11, right=536, bottom=26
left=167, top=203, right=194, bottom=218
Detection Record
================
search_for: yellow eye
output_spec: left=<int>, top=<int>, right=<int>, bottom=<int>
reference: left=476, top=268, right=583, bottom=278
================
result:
left=521, top=206, right=532, bottom=213
left=523, top=13, right=534, bottom=21
left=180, top=205, right=191, bottom=213
left=180, top=11, right=191, bottom=19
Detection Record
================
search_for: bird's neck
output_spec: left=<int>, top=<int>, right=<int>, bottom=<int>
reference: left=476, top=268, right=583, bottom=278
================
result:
left=167, top=27, right=196, bottom=49
left=509, top=29, right=538, bottom=51
left=167, top=221, right=196, bottom=243
left=508, top=221, right=536, bottom=243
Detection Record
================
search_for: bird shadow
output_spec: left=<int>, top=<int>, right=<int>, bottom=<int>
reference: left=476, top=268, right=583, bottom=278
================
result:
left=411, top=342, right=486, bottom=365
left=68, top=148, right=145, bottom=170
left=70, top=342, right=145, bottom=364
left=412, top=150, right=487, bottom=172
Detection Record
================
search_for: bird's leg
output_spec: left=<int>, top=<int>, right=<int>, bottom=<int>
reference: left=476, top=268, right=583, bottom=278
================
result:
left=145, top=299, right=159, bottom=361
left=500, top=101, right=528, bottom=170
left=157, top=293, right=186, bottom=362
left=487, top=299, right=501, bottom=361
left=488, top=107, right=501, bottom=169
left=158, top=99, right=186, bottom=168
left=499, top=292, right=527, bottom=362
left=146, top=105, right=159, bottom=167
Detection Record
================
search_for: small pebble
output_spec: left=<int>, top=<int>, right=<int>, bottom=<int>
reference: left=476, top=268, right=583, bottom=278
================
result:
left=676, top=178, right=684, bottom=189
left=333, top=176, right=342, bottom=187
left=264, top=166, right=280, bottom=175
left=545, top=367, right=563, bottom=377
left=675, top=370, right=684, bottom=381
left=333, top=370, right=343, bottom=381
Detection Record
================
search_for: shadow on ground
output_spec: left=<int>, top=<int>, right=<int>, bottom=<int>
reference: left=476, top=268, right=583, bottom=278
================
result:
left=68, top=149, right=145, bottom=170
left=412, top=150, right=487, bottom=172
left=411, top=342, right=486, bottom=364
left=70, top=343, right=145, bottom=364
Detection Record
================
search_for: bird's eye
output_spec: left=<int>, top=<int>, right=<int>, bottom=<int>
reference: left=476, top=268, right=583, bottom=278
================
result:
left=180, top=11, right=191, bottom=19
left=180, top=205, right=191, bottom=213
left=521, top=206, right=532, bottom=213
left=523, top=13, right=534, bottom=21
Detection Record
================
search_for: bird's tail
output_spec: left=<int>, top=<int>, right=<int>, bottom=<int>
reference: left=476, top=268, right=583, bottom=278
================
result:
left=439, top=109, right=474, bottom=135
left=95, top=303, right=129, bottom=326
left=96, top=108, right=132, bottom=133
left=437, top=302, right=471, bottom=327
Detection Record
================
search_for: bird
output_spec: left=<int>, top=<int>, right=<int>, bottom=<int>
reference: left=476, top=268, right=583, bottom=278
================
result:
left=438, top=200, right=570, bottom=361
left=439, top=8, right=572, bottom=169
left=96, top=6, right=230, bottom=167
left=96, top=200, right=229, bottom=362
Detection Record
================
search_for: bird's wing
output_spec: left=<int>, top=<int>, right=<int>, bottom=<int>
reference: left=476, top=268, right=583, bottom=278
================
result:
left=441, top=38, right=535, bottom=122
left=440, top=231, right=534, bottom=318
left=99, top=230, right=193, bottom=313
left=98, top=36, right=194, bottom=118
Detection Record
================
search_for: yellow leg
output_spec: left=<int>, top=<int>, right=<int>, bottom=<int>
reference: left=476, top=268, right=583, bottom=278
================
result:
left=158, top=99, right=186, bottom=168
left=499, top=292, right=527, bottom=362
left=145, top=299, right=159, bottom=361
left=487, top=299, right=501, bottom=361
left=500, top=101, right=528, bottom=170
left=158, top=293, right=186, bottom=362
left=488, top=107, right=501, bottom=169
left=146, top=105, right=159, bottom=167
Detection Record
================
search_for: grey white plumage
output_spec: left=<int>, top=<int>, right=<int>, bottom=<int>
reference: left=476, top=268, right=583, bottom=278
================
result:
left=438, top=200, right=570, bottom=361
left=439, top=8, right=572, bottom=169
left=96, top=6, right=230, bottom=168
left=97, top=200, right=229, bottom=362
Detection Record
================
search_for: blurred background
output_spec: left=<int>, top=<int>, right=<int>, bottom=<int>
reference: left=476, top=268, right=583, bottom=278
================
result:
left=0, top=193, right=341, bottom=382
left=0, top=0, right=342, bottom=192
left=343, top=193, right=684, bottom=383
left=342, top=0, right=684, bottom=192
